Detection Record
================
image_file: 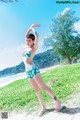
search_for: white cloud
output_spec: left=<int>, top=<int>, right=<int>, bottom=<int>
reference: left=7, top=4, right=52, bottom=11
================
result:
left=17, top=44, right=26, bottom=53
left=0, top=64, right=7, bottom=71
left=44, top=35, right=47, bottom=39
left=0, top=46, right=22, bottom=70
left=74, top=21, right=80, bottom=33
left=61, top=8, right=71, bottom=16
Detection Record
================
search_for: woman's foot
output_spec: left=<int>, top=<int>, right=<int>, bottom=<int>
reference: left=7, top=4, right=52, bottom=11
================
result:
left=55, top=100, right=61, bottom=112
left=38, top=108, right=46, bottom=117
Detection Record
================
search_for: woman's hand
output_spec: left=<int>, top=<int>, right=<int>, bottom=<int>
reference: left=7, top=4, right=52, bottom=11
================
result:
left=26, top=24, right=40, bottom=38
left=31, top=24, right=40, bottom=28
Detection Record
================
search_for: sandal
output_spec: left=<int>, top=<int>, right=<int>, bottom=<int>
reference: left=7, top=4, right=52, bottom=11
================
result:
left=38, top=109, right=47, bottom=117
left=55, top=105, right=66, bottom=112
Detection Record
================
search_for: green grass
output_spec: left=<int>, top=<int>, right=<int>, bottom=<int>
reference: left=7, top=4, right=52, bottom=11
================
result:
left=0, top=63, right=80, bottom=113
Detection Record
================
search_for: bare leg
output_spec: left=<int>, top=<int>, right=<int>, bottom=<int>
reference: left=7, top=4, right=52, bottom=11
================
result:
left=34, top=74, right=61, bottom=110
left=29, top=78, right=46, bottom=111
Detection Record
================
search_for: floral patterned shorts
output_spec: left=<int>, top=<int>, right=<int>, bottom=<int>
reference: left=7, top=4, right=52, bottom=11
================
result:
left=26, top=66, right=40, bottom=79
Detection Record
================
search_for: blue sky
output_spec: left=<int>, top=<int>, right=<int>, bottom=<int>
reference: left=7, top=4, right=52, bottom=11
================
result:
left=0, top=0, right=80, bottom=70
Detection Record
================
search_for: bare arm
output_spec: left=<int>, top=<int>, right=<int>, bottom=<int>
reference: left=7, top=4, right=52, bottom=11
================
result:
left=25, top=26, right=32, bottom=37
left=25, top=24, right=40, bottom=37
left=31, top=28, right=39, bottom=50
left=25, top=24, right=40, bottom=51
left=31, top=24, right=40, bottom=50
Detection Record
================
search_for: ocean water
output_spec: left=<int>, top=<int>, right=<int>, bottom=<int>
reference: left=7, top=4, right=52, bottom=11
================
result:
left=0, top=72, right=26, bottom=88
left=0, top=67, right=51, bottom=88
left=0, top=74, right=15, bottom=79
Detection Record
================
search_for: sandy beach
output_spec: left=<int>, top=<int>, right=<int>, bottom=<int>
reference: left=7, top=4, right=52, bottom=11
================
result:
left=2, top=91, right=80, bottom=120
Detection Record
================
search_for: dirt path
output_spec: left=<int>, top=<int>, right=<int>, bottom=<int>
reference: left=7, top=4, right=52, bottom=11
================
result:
left=4, top=92, right=80, bottom=120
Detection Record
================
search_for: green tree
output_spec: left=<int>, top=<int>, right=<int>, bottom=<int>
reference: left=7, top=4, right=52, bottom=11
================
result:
left=44, top=8, right=80, bottom=64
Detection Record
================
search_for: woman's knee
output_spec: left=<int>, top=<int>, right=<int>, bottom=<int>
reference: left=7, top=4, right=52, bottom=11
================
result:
left=34, top=87, right=40, bottom=93
left=30, top=79, right=40, bottom=93
left=40, top=84, right=48, bottom=90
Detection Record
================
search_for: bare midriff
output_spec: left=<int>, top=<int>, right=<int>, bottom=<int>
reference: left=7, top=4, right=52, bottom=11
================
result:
left=23, top=57, right=34, bottom=70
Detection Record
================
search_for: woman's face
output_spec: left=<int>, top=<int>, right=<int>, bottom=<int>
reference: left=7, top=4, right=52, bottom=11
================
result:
left=26, top=38, right=34, bottom=47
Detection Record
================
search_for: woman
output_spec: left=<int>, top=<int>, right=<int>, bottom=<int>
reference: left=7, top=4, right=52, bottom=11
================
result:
left=23, top=24, right=62, bottom=116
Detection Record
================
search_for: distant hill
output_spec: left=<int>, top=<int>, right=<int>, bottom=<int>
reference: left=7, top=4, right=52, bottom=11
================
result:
left=0, top=49, right=60, bottom=77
